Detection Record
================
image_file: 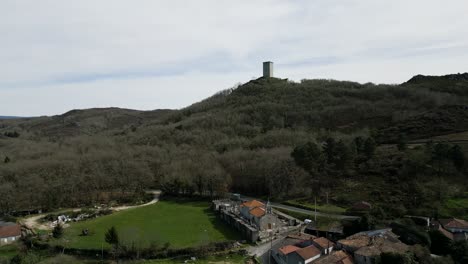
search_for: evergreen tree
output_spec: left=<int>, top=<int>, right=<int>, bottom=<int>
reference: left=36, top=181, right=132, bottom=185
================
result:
left=105, top=226, right=119, bottom=246
left=364, top=137, right=376, bottom=159
left=450, top=145, right=465, bottom=171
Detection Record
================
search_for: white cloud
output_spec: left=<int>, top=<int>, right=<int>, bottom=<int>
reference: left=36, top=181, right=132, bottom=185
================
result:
left=1, top=0, right=468, bottom=115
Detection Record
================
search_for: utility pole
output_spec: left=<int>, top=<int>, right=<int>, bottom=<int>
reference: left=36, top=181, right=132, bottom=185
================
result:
left=314, top=197, right=317, bottom=222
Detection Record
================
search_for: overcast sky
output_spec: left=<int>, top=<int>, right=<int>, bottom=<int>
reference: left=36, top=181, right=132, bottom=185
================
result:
left=1, top=0, right=468, bottom=116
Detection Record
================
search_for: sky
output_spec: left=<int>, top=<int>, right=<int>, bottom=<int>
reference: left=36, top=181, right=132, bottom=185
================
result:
left=1, top=0, right=468, bottom=116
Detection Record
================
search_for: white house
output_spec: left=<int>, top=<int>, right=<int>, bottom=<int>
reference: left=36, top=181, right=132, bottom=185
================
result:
left=0, top=224, right=21, bottom=245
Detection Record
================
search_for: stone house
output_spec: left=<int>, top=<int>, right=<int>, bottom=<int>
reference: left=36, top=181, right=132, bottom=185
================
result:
left=432, top=218, right=468, bottom=241
left=239, top=200, right=282, bottom=231
left=275, top=244, right=322, bottom=264
left=312, top=237, right=335, bottom=255
left=337, top=229, right=408, bottom=264
left=314, top=250, right=354, bottom=264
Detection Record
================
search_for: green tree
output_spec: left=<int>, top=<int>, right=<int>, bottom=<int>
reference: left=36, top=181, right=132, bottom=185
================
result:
left=451, top=240, right=468, bottom=264
left=449, top=145, right=465, bottom=171
left=364, top=137, right=376, bottom=159
left=335, top=140, right=352, bottom=170
left=52, top=224, right=63, bottom=238
left=291, top=142, right=324, bottom=174
left=429, top=230, right=452, bottom=256
left=105, top=226, right=119, bottom=246
left=397, top=134, right=408, bottom=151
left=323, top=137, right=337, bottom=164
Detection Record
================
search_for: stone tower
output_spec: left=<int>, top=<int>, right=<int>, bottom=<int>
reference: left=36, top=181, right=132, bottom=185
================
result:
left=263, top=61, right=273, bottom=78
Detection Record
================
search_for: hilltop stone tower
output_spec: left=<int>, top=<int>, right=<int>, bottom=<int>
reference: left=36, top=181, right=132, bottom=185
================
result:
left=263, top=61, right=273, bottom=78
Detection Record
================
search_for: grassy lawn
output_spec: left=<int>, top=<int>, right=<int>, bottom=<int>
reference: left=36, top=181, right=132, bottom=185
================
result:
left=35, top=253, right=247, bottom=264
left=55, top=200, right=240, bottom=250
left=275, top=208, right=338, bottom=230
left=129, top=254, right=247, bottom=264
left=285, top=199, right=346, bottom=214
left=440, top=197, right=468, bottom=220
left=0, top=243, right=20, bottom=261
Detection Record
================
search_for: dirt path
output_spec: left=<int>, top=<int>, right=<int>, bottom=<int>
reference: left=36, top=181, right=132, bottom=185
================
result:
left=20, top=190, right=161, bottom=231
left=111, top=190, right=161, bottom=211
left=21, top=214, right=51, bottom=230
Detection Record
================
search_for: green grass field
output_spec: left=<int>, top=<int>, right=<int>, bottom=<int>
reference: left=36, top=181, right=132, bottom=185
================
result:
left=35, top=253, right=247, bottom=264
left=440, top=197, right=468, bottom=220
left=0, top=244, right=20, bottom=261
left=55, top=200, right=240, bottom=250
left=285, top=199, right=347, bottom=214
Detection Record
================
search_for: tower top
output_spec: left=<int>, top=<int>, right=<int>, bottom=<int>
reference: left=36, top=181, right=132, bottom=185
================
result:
left=263, top=61, right=273, bottom=78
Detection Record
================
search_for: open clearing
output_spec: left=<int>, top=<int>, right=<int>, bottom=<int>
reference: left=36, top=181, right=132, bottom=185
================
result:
left=55, top=200, right=241, bottom=250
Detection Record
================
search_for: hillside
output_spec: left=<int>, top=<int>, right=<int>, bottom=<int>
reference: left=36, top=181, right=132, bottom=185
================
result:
left=0, top=74, right=467, bottom=220
left=0, top=108, right=173, bottom=138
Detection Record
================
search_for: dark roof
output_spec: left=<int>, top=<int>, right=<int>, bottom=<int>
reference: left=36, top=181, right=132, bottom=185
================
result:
left=352, top=201, right=372, bottom=210
left=0, top=224, right=21, bottom=238
left=0, top=221, right=16, bottom=227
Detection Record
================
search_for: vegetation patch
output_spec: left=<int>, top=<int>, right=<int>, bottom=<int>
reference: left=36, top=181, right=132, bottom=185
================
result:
left=54, top=201, right=240, bottom=250
left=0, top=244, right=20, bottom=261
left=283, top=199, right=346, bottom=214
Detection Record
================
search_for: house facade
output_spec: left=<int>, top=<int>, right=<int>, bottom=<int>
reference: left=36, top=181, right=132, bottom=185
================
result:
left=337, top=229, right=408, bottom=264
left=312, top=237, right=335, bottom=255
left=0, top=224, right=21, bottom=245
left=432, top=218, right=468, bottom=241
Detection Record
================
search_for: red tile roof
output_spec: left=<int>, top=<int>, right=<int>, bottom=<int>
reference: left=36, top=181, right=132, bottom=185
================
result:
left=241, top=200, right=264, bottom=208
left=287, top=233, right=317, bottom=240
left=278, top=245, right=300, bottom=255
left=313, top=237, right=335, bottom=249
left=440, top=218, right=468, bottom=229
left=0, top=224, right=21, bottom=238
left=295, top=245, right=321, bottom=260
left=438, top=226, right=454, bottom=240
left=249, top=207, right=266, bottom=218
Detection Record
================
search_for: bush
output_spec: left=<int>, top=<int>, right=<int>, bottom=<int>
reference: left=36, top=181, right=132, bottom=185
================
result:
left=52, top=224, right=63, bottom=238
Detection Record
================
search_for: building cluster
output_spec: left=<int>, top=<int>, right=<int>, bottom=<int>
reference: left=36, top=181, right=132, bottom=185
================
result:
left=0, top=221, right=22, bottom=246
left=272, top=229, right=410, bottom=264
left=337, top=229, right=408, bottom=264
left=431, top=218, right=468, bottom=241
left=212, top=198, right=300, bottom=242
left=272, top=233, right=353, bottom=264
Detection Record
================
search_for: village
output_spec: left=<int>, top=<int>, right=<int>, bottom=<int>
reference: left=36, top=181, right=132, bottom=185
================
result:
left=1, top=190, right=468, bottom=263
left=211, top=194, right=468, bottom=264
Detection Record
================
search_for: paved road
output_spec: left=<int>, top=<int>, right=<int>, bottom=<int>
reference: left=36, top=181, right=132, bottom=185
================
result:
left=233, top=193, right=360, bottom=220
left=247, top=237, right=284, bottom=264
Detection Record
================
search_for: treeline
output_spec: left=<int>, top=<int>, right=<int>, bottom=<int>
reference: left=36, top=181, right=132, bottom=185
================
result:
left=1, top=76, right=468, bottom=216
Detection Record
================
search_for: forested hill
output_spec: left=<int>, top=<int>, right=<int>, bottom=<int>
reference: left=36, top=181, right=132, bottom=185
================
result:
left=0, top=73, right=467, bottom=218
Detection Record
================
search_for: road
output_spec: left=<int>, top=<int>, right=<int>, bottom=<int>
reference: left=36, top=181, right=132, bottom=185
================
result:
left=21, top=190, right=161, bottom=231
left=233, top=193, right=360, bottom=220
